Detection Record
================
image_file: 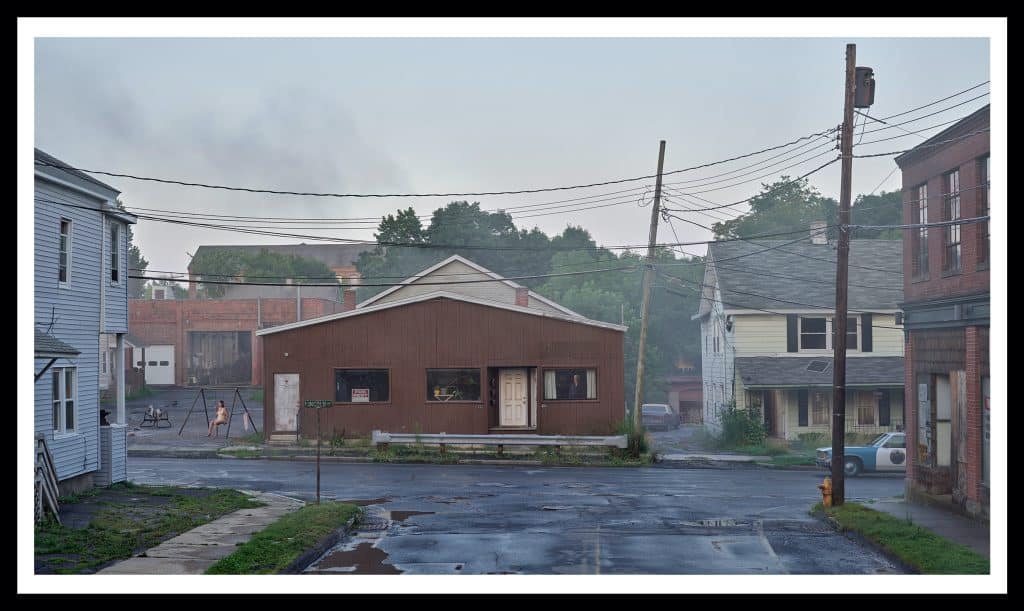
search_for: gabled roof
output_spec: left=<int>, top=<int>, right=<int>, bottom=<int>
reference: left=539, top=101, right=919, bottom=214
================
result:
left=34, top=148, right=121, bottom=195
left=357, top=254, right=581, bottom=317
left=255, top=290, right=627, bottom=336
left=35, top=330, right=80, bottom=358
left=735, top=356, right=904, bottom=387
left=702, top=239, right=903, bottom=313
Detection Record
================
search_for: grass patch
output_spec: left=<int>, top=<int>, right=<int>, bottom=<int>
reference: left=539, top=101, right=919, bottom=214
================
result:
left=822, top=502, right=989, bottom=574
left=206, top=502, right=360, bottom=574
left=237, top=432, right=264, bottom=446
left=219, top=448, right=263, bottom=459
left=35, top=484, right=261, bottom=574
left=766, top=454, right=817, bottom=467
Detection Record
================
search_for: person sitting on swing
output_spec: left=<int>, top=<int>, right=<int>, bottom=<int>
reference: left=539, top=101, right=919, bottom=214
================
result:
left=208, top=400, right=229, bottom=437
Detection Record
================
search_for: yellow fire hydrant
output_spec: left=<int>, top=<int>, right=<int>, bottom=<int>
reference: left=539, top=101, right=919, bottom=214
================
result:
left=817, top=477, right=833, bottom=508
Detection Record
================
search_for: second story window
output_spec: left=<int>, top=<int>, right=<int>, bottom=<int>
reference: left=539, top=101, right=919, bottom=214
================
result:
left=978, top=155, right=989, bottom=266
left=110, top=223, right=120, bottom=283
left=800, top=317, right=827, bottom=350
left=913, top=184, right=928, bottom=277
left=58, top=219, right=71, bottom=285
left=944, top=169, right=961, bottom=273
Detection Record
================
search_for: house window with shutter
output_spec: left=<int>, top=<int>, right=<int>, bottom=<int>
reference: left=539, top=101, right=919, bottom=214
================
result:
left=59, top=219, right=72, bottom=285
left=810, top=391, right=830, bottom=425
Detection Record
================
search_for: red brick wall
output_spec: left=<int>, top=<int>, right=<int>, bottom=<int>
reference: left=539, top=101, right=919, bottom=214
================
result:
left=129, top=298, right=344, bottom=386
left=901, top=117, right=990, bottom=304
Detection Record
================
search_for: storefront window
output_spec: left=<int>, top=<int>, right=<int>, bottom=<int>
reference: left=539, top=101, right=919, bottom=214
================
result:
left=335, top=369, right=389, bottom=403
left=543, top=368, right=596, bottom=400
left=427, top=369, right=481, bottom=402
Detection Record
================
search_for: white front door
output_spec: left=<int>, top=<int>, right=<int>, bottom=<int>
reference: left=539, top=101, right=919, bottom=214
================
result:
left=499, top=369, right=528, bottom=427
left=144, top=345, right=175, bottom=385
left=274, top=373, right=300, bottom=432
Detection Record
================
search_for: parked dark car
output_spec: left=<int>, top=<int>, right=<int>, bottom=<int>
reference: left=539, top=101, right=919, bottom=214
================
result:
left=641, top=404, right=679, bottom=430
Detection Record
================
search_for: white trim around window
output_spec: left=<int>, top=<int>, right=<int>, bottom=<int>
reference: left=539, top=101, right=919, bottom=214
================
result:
left=110, top=221, right=121, bottom=285
left=798, top=316, right=860, bottom=352
left=59, top=218, right=72, bottom=287
left=52, top=366, right=78, bottom=436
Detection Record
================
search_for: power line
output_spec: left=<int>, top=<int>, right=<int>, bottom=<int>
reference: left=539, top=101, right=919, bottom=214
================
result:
left=872, top=80, right=989, bottom=122
left=658, top=270, right=904, bottom=330
left=857, top=92, right=989, bottom=136
left=33, top=126, right=838, bottom=200
left=852, top=128, right=990, bottom=159
left=130, top=264, right=639, bottom=288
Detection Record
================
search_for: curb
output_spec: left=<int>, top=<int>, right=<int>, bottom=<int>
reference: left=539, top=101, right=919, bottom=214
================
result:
left=812, top=509, right=921, bottom=574
left=281, top=509, right=362, bottom=575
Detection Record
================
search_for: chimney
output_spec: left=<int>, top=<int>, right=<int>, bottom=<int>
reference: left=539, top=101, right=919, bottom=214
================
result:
left=343, top=289, right=357, bottom=312
left=810, top=221, right=828, bottom=245
left=515, top=287, right=529, bottom=307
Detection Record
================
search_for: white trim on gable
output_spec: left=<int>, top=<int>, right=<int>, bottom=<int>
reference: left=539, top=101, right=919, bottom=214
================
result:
left=356, top=254, right=582, bottom=317
left=256, top=290, right=627, bottom=336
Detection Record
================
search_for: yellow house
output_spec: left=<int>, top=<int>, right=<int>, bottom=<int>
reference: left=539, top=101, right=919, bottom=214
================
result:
left=693, top=228, right=905, bottom=441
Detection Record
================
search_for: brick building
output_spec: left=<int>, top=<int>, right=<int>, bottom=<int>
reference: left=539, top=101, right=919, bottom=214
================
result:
left=128, top=293, right=352, bottom=387
left=895, top=104, right=990, bottom=520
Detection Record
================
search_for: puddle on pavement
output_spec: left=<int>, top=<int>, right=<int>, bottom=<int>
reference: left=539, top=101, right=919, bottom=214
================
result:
left=337, top=498, right=391, bottom=507
left=389, top=510, right=434, bottom=522
left=314, top=542, right=403, bottom=574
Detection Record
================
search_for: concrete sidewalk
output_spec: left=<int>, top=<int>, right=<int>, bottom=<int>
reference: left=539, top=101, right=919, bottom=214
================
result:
left=868, top=498, right=989, bottom=557
left=96, top=490, right=304, bottom=574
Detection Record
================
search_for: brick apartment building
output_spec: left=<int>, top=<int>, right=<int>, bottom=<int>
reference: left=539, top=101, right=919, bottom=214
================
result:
left=895, top=104, right=990, bottom=520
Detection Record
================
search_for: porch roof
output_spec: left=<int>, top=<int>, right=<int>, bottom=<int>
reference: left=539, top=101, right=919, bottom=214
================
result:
left=35, top=330, right=80, bottom=358
left=735, top=356, right=903, bottom=388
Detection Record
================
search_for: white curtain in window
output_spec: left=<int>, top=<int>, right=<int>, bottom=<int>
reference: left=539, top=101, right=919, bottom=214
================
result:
left=544, top=370, right=556, bottom=399
left=586, top=369, right=597, bottom=399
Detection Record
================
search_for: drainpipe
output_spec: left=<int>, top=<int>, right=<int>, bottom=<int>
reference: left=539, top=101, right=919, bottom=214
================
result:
left=116, top=334, right=125, bottom=425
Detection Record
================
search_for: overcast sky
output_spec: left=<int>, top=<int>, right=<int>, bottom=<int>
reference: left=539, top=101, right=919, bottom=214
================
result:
left=34, top=36, right=991, bottom=277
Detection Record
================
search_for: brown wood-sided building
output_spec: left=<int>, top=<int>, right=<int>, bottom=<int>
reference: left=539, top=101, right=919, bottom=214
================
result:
left=257, top=256, right=627, bottom=439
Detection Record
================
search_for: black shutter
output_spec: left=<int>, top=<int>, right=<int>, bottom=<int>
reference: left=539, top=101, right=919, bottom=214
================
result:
left=878, top=390, right=891, bottom=426
left=861, top=313, right=873, bottom=352
left=787, top=315, right=798, bottom=352
left=798, top=389, right=808, bottom=426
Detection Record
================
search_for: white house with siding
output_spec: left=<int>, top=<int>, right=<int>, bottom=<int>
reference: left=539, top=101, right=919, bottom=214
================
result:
left=34, top=149, right=137, bottom=494
left=693, top=227, right=905, bottom=440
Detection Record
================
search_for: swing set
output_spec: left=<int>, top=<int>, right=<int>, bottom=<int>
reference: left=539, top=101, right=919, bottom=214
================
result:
left=178, top=386, right=259, bottom=442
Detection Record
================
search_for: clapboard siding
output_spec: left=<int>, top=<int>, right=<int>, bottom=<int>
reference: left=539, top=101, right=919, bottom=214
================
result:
left=103, top=218, right=129, bottom=333
left=34, top=179, right=106, bottom=481
left=374, top=259, right=565, bottom=315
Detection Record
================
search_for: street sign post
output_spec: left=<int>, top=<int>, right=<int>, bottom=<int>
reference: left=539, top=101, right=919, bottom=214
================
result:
left=303, top=400, right=333, bottom=504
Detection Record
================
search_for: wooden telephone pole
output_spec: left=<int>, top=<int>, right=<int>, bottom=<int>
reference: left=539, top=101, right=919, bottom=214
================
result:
left=633, top=140, right=666, bottom=429
left=831, top=44, right=858, bottom=506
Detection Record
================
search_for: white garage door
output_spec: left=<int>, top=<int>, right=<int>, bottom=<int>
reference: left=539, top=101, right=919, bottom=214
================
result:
left=144, top=345, right=175, bottom=385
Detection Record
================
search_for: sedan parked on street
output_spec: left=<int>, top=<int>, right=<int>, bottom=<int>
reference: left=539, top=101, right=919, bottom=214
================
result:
left=816, top=431, right=907, bottom=477
left=641, top=404, right=680, bottom=430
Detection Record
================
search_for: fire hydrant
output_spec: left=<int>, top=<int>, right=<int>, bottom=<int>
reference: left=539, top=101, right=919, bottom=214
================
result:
left=817, top=477, right=833, bottom=508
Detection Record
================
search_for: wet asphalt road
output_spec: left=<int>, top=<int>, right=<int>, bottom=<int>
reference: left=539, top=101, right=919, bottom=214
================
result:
left=127, top=458, right=904, bottom=575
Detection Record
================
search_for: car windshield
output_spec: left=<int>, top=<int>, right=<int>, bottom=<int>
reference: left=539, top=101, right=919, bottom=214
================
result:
left=642, top=405, right=667, bottom=414
left=869, top=434, right=889, bottom=447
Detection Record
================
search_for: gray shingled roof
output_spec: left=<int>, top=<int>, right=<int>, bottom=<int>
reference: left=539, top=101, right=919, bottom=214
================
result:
left=192, top=243, right=372, bottom=269
left=35, top=330, right=80, bottom=357
left=735, top=356, right=904, bottom=387
left=707, top=239, right=902, bottom=311
left=35, top=148, right=120, bottom=194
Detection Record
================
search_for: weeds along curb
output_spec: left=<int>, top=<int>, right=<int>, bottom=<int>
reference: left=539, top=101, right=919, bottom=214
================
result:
left=280, top=509, right=363, bottom=575
left=812, top=509, right=921, bottom=575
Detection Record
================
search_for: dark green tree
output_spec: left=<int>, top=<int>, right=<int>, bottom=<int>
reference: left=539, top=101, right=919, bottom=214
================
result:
left=188, top=248, right=336, bottom=298
left=711, top=176, right=839, bottom=241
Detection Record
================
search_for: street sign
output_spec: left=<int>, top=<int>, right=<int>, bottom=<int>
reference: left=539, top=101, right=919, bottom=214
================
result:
left=304, top=400, right=333, bottom=409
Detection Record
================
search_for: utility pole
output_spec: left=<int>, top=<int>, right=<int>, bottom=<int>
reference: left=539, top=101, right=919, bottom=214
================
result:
left=831, top=44, right=858, bottom=506
left=633, top=140, right=666, bottom=429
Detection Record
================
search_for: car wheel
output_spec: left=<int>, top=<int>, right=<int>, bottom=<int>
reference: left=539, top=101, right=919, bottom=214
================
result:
left=843, top=457, right=863, bottom=477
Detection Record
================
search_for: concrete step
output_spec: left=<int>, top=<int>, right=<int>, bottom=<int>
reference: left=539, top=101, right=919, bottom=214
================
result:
left=269, top=433, right=297, bottom=446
